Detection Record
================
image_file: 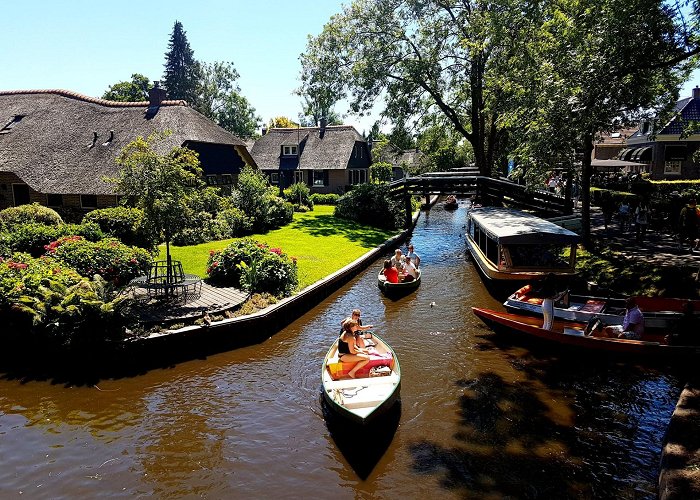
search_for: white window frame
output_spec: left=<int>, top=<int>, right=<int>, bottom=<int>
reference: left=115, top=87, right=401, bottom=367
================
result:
left=294, top=171, right=304, bottom=184
left=664, top=161, right=682, bottom=175
left=221, top=174, right=233, bottom=184
left=348, top=169, right=366, bottom=185
left=282, top=145, right=298, bottom=156
left=313, top=170, right=325, bottom=187
left=206, top=175, right=219, bottom=185
left=270, top=172, right=279, bottom=185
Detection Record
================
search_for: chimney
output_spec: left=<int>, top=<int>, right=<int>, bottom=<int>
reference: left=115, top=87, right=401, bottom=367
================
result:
left=148, top=81, right=167, bottom=106
left=261, top=126, right=267, bottom=136
left=319, top=116, right=327, bottom=138
left=693, top=86, right=700, bottom=99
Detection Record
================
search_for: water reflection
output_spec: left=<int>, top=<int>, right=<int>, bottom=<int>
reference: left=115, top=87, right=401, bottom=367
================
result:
left=0, top=201, right=683, bottom=498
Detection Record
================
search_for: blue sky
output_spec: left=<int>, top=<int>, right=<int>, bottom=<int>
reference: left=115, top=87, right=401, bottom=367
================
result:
left=1, top=0, right=697, bottom=136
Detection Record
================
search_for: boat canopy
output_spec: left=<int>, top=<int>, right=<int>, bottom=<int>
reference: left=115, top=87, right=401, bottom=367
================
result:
left=469, top=208, right=580, bottom=245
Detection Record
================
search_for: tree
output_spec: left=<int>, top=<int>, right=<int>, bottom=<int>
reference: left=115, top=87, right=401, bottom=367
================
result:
left=268, top=116, right=299, bottom=129
left=369, top=162, right=393, bottom=183
left=162, top=21, right=201, bottom=104
left=102, top=74, right=151, bottom=102
left=111, top=132, right=203, bottom=282
left=299, top=0, right=535, bottom=176
left=197, top=61, right=261, bottom=138
left=297, top=96, right=343, bottom=127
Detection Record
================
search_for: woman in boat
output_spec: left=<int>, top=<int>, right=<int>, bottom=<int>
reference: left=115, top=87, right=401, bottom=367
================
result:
left=406, top=244, right=420, bottom=268
left=381, top=259, right=399, bottom=284
left=390, top=249, right=405, bottom=271
left=589, top=297, right=645, bottom=340
left=340, top=309, right=375, bottom=347
left=338, top=320, right=370, bottom=378
left=535, top=274, right=567, bottom=330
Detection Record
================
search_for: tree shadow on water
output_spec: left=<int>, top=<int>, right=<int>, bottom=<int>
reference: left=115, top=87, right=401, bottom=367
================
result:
left=290, top=215, right=395, bottom=248
left=321, top=395, right=401, bottom=480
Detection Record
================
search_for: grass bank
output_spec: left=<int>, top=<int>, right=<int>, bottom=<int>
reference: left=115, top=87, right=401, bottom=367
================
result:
left=158, top=206, right=397, bottom=289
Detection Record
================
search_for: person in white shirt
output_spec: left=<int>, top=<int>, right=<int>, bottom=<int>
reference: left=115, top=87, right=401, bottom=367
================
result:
left=390, top=249, right=405, bottom=271
left=402, top=256, right=418, bottom=281
left=406, top=244, right=420, bottom=268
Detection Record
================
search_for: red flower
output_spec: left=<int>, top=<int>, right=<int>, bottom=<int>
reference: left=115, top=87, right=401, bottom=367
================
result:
left=270, top=247, right=282, bottom=255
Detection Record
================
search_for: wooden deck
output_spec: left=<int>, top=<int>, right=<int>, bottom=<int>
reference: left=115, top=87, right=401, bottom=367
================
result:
left=132, top=282, right=249, bottom=324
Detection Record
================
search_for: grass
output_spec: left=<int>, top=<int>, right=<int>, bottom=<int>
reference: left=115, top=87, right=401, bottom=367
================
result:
left=157, top=206, right=397, bottom=289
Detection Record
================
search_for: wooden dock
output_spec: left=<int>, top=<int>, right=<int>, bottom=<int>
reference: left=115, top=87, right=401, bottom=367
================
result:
left=132, top=282, right=249, bottom=324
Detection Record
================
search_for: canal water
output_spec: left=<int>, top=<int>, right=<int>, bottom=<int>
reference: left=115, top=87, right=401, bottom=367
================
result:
left=0, top=202, right=684, bottom=498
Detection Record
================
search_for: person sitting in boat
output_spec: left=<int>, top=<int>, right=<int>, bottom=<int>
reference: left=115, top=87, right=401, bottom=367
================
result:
left=391, top=249, right=405, bottom=271
left=402, top=255, right=418, bottom=282
left=340, top=309, right=375, bottom=347
left=406, top=244, right=420, bottom=268
left=338, top=320, right=371, bottom=379
left=589, top=297, right=645, bottom=340
left=381, top=259, right=400, bottom=283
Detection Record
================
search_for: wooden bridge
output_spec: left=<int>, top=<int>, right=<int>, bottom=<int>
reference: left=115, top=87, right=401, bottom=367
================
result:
left=389, top=173, right=573, bottom=227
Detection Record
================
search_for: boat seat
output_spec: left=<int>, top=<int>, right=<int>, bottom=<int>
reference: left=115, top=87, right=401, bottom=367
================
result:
left=326, top=352, right=393, bottom=380
left=579, top=300, right=606, bottom=313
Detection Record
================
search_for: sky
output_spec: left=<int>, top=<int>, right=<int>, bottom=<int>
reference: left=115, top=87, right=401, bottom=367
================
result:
left=1, top=0, right=698, bottom=136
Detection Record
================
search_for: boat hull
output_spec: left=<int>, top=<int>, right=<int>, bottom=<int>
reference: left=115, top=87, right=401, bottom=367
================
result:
left=378, top=269, right=421, bottom=295
left=321, top=333, right=401, bottom=425
left=472, top=307, right=700, bottom=359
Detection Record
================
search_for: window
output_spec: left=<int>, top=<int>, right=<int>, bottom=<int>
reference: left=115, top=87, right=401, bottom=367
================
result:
left=294, top=171, right=304, bottom=184
left=0, top=115, right=24, bottom=134
left=313, top=170, right=326, bottom=187
left=270, top=172, right=279, bottom=184
left=46, top=194, right=63, bottom=207
left=80, top=195, right=97, bottom=209
left=664, top=161, right=682, bottom=175
left=349, top=169, right=366, bottom=185
left=206, top=175, right=219, bottom=185
left=221, top=174, right=233, bottom=185
left=282, top=145, right=298, bottom=156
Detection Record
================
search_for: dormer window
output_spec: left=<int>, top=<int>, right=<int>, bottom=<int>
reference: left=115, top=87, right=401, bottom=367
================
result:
left=0, top=115, right=24, bottom=134
left=282, top=145, right=298, bottom=156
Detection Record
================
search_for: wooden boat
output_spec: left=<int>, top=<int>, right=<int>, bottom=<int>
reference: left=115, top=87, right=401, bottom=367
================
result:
left=378, top=268, right=421, bottom=295
left=504, top=284, right=700, bottom=330
left=466, top=207, right=579, bottom=281
left=444, top=195, right=458, bottom=210
left=472, top=307, right=700, bottom=358
left=321, top=333, right=401, bottom=425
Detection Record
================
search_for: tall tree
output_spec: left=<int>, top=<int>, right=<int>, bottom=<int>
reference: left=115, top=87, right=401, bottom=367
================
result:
left=102, top=74, right=151, bottom=102
left=299, top=0, right=534, bottom=176
left=162, top=21, right=200, bottom=104
left=197, top=61, right=261, bottom=139
left=297, top=96, right=343, bottom=127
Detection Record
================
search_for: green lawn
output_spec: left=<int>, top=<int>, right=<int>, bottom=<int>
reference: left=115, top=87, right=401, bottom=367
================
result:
left=158, top=206, right=397, bottom=289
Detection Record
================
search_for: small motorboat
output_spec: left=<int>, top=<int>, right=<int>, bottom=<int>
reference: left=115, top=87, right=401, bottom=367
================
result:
left=504, top=284, right=700, bottom=330
left=321, top=333, right=401, bottom=425
left=378, top=269, right=421, bottom=295
left=444, top=195, right=458, bottom=210
left=472, top=307, right=700, bottom=359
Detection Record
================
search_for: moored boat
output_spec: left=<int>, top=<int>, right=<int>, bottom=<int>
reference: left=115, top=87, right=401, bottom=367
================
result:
left=504, top=284, right=700, bottom=330
left=472, top=307, right=700, bottom=358
left=321, top=333, right=401, bottom=425
left=378, top=269, right=421, bottom=295
left=444, top=195, right=458, bottom=210
left=465, top=207, right=579, bottom=282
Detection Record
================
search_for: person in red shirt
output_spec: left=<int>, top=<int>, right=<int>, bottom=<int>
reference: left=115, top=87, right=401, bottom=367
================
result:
left=382, top=259, right=399, bottom=283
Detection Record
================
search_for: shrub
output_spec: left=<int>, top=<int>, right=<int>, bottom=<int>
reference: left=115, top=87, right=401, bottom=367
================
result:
left=83, top=206, right=157, bottom=250
left=48, top=236, right=152, bottom=286
left=217, top=208, right=253, bottom=237
left=0, top=203, right=63, bottom=229
left=266, top=198, right=294, bottom=229
left=172, top=211, right=230, bottom=246
left=334, top=183, right=404, bottom=230
left=283, top=182, right=314, bottom=209
left=231, top=165, right=277, bottom=231
left=206, top=238, right=270, bottom=285
left=310, top=193, right=340, bottom=205
left=369, top=162, right=393, bottom=183
left=0, top=222, right=104, bottom=256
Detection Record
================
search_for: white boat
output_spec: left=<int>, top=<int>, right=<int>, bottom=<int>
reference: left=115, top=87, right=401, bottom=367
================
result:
left=321, top=333, right=401, bottom=425
left=465, top=207, right=579, bottom=281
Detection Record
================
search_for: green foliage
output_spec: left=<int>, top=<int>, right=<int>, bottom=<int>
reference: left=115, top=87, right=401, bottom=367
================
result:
left=334, top=183, right=404, bottom=230
left=82, top=206, right=156, bottom=250
left=268, top=116, right=299, bottom=128
left=266, top=198, right=295, bottom=228
left=48, top=236, right=152, bottom=286
left=309, top=193, right=340, bottom=205
left=102, top=73, right=150, bottom=102
left=206, top=238, right=270, bottom=285
left=0, top=222, right=103, bottom=257
left=283, top=182, right=314, bottom=209
left=0, top=203, right=63, bottom=229
left=369, top=162, right=393, bottom=184
left=162, top=21, right=201, bottom=103
left=217, top=208, right=253, bottom=236
left=0, top=255, right=133, bottom=348
left=590, top=188, right=638, bottom=206
left=231, top=165, right=291, bottom=231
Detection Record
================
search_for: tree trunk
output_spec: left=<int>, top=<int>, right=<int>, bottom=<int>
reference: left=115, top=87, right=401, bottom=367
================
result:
left=580, top=131, right=595, bottom=247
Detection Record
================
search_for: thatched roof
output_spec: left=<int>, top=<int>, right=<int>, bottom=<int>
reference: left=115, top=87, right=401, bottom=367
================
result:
left=0, top=89, right=255, bottom=195
left=251, top=125, right=365, bottom=170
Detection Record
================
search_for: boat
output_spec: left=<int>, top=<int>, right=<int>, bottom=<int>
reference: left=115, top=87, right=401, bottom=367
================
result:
left=321, top=333, right=401, bottom=425
left=378, top=268, right=421, bottom=295
left=504, top=284, right=700, bottom=330
left=465, top=207, right=579, bottom=281
left=444, top=195, right=458, bottom=210
left=472, top=307, right=700, bottom=358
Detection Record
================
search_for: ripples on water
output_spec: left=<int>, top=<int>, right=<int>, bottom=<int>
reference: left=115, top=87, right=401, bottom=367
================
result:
left=0, top=200, right=684, bottom=498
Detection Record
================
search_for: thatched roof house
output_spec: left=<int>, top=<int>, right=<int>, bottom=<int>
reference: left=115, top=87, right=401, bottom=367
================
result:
left=0, top=88, right=256, bottom=211
left=250, top=124, right=371, bottom=193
